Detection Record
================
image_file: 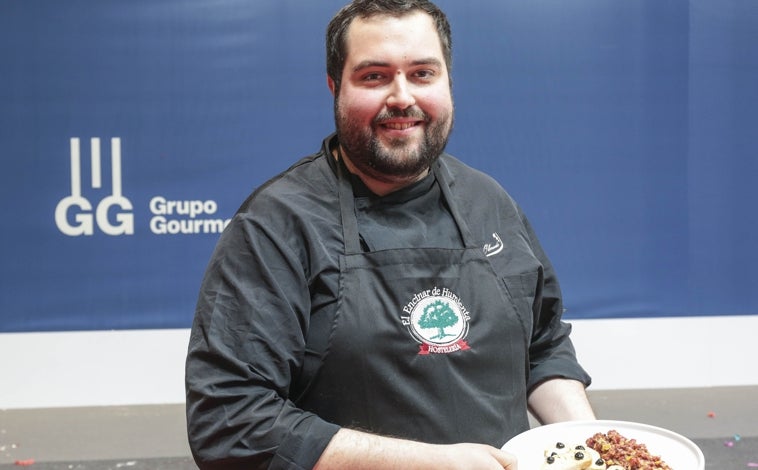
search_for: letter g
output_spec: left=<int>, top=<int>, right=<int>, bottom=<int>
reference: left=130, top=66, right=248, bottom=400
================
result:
left=96, top=195, right=135, bottom=235
left=55, top=196, right=94, bottom=236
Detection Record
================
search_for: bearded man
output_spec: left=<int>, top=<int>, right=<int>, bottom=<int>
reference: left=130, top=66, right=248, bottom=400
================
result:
left=186, top=1, right=595, bottom=469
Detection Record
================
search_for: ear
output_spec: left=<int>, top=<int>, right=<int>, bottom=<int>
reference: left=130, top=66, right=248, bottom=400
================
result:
left=327, top=75, right=336, bottom=96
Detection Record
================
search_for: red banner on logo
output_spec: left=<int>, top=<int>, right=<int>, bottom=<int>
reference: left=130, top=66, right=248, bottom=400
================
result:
left=418, top=340, right=470, bottom=355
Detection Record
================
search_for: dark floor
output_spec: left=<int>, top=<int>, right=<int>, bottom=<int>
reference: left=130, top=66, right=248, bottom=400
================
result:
left=1, top=386, right=756, bottom=469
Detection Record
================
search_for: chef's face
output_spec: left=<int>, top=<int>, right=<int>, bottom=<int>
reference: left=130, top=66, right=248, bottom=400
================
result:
left=329, top=11, right=454, bottom=183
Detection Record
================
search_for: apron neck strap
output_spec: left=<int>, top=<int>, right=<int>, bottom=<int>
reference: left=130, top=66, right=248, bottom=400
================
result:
left=432, top=161, right=476, bottom=247
left=335, top=149, right=363, bottom=254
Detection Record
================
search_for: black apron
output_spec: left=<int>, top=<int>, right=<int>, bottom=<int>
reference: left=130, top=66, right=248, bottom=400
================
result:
left=296, top=157, right=530, bottom=446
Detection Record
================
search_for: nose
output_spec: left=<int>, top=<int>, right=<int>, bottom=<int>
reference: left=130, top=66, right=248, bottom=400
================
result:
left=386, top=74, right=416, bottom=110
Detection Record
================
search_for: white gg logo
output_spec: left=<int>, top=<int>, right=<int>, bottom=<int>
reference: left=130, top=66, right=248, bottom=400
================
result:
left=55, top=137, right=134, bottom=236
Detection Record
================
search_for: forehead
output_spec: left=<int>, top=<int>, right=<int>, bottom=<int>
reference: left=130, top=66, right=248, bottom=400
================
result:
left=343, top=11, right=446, bottom=66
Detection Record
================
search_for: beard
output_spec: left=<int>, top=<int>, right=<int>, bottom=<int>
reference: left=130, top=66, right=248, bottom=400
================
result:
left=334, top=100, right=453, bottom=183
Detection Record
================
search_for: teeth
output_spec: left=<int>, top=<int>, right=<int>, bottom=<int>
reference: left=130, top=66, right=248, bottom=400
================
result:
left=384, top=122, right=416, bottom=130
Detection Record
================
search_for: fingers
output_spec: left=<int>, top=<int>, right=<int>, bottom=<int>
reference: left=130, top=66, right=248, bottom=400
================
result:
left=492, top=448, right=518, bottom=470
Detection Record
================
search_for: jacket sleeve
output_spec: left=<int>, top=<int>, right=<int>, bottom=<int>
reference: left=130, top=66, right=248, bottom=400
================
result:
left=185, top=211, right=340, bottom=470
left=520, top=212, right=592, bottom=392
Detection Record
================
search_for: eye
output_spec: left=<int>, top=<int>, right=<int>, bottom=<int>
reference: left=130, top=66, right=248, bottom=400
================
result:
left=361, top=72, right=385, bottom=82
left=413, top=69, right=437, bottom=81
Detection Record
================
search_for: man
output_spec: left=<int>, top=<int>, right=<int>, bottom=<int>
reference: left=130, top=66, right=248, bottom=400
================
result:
left=186, top=1, right=595, bottom=469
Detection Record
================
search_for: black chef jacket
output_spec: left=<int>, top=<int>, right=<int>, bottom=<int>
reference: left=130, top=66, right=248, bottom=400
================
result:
left=185, top=134, right=591, bottom=470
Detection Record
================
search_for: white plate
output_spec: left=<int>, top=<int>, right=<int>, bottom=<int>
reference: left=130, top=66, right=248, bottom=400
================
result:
left=501, top=420, right=704, bottom=469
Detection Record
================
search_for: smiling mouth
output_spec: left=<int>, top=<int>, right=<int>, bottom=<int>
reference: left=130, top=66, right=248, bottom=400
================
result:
left=381, top=121, right=421, bottom=130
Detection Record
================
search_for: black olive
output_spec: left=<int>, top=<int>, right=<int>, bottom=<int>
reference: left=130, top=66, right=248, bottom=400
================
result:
left=575, top=445, right=585, bottom=450
left=556, top=442, right=565, bottom=449
left=546, top=456, right=555, bottom=464
left=574, top=451, right=585, bottom=460
left=595, top=459, right=605, bottom=465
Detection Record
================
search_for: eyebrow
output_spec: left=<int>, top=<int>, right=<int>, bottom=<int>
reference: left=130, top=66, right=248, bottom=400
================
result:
left=352, top=57, right=444, bottom=73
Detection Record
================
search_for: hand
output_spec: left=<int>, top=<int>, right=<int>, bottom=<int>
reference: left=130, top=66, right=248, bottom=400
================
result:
left=440, top=443, right=518, bottom=469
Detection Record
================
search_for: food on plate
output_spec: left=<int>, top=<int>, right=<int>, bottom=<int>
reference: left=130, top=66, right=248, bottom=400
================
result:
left=586, top=430, right=672, bottom=470
left=540, top=429, right=672, bottom=469
left=541, top=442, right=605, bottom=469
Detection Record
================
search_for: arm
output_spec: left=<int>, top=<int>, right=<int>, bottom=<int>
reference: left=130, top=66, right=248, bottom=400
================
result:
left=519, top=212, right=595, bottom=423
left=314, top=428, right=517, bottom=470
left=185, top=213, right=339, bottom=469
left=528, top=378, right=596, bottom=424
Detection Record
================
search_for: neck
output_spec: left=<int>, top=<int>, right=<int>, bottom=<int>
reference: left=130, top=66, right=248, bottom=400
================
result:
left=333, top=146, right=430, bottom=197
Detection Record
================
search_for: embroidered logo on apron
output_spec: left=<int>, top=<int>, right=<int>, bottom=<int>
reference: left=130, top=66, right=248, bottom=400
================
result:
left=401, top=287, right=471, bottom=355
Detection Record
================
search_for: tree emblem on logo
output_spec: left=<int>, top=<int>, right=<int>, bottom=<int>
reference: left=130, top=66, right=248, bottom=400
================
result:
left=417, top=300, right=459, bottom=340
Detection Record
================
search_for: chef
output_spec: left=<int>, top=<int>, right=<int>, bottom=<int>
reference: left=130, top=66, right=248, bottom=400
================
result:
left=185, top=1, right=595, bottom=469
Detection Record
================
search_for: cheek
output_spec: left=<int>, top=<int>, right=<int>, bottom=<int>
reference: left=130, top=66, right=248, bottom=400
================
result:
left=416, top=87, right=453, bottom=117
left=338, top=89, right=385, bottom=120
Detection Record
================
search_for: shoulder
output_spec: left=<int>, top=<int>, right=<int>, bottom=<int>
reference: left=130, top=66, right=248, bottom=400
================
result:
left=218, top=143, right=342, bottom=256
left=238, top=152, right=337, bottom=217
left=437, top=153, right=521, bottom=218
left=211, top=148, right=342, bottom=280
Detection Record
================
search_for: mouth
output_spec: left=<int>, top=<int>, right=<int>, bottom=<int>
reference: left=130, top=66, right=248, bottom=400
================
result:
left=378, top=120, right=423, bottom=131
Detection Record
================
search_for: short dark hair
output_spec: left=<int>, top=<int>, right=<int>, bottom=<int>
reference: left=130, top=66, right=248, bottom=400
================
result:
left=326, top=0, right=452, bottom=93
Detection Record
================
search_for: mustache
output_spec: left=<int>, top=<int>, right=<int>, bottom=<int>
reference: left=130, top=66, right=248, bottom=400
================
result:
left=373, top=107, right=428, bottom=123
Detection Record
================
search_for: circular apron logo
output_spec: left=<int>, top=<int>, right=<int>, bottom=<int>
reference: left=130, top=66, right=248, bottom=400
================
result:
left=401, top=287, right=471, bottom=355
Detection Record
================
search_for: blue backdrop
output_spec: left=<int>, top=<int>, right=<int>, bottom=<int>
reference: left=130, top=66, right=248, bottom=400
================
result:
left=1, top=0, right=756, bottom=332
